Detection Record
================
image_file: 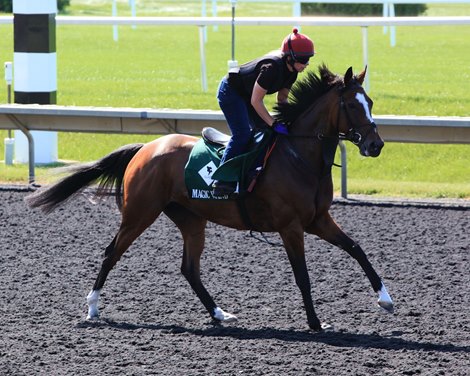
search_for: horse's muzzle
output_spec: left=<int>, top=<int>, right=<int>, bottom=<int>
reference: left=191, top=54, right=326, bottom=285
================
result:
left=360, top=135, right=384, bottom=157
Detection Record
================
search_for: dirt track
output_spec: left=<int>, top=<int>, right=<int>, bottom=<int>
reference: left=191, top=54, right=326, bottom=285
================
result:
left=1, top=189, right=469, bottom=375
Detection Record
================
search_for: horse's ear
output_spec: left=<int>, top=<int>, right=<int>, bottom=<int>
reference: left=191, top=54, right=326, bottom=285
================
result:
left=357, top=65, right=367, bottom=85
left=344, top=67, right=353, bottom=86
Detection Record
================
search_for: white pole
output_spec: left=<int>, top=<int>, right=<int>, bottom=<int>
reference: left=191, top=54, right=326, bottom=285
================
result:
left=199, top=26, right=208, bottom=92
left=389, top=3, right=396, bottom=47
left=293, top=0, right=301, bottom=31
left=129, top=0, right=136, bottom=29
left=13, top=0, right=58, bottom=175
left=112, top=0, right=118, bottom=41
left=228, top=0, right=238, bottom=71
left=212, top=0, right=218, bottom=31
left=383, top=2, right=388, bottom=34
left=339, top=141, right=347, bottom=198
left=201, top=0, right=207, bottom=43
left=4, top=61, right=13, bottom=165
left=362, top=26, right=370, bottom=92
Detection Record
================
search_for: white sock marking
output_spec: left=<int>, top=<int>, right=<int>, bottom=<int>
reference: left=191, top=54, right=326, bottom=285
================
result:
left=378, top=285, right=392, bottom=304
left=213, top=307, right=237, bottom=322
left=86, top=289, right=100, bottom=319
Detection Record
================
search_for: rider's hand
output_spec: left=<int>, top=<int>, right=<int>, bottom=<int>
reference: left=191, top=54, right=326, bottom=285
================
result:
left=272, top=121, right=289, bottom=135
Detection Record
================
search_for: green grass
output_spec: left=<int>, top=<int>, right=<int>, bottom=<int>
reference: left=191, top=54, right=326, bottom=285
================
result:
left=0, top=1, right=469, bottom=198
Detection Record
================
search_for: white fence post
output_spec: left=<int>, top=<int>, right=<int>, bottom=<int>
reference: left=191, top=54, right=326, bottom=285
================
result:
left=199, top=26, right=208, bottom=92
left=362, top=26, right=370, bottom=92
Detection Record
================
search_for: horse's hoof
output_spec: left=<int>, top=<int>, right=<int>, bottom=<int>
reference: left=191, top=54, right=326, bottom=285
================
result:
left=309, top=322, right=333, bottom=332
left=86, top=314, right=100, bottom=321
left=377, top=286, right=394, bottom=314
left=213, top=307, right=238, bottom=322
left=86, top=306, right=100, bottom=320
left=321, top=322, right=334, bottom=332
left=378, top=300, right=394, bottom=314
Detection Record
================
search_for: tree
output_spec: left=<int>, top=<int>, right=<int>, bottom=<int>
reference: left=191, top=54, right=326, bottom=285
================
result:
left=301, top=3, right=426, bottom=17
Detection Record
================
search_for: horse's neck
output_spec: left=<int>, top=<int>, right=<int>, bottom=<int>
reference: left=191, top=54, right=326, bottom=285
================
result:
left=286, top=94, right=340, bottom=176
left=292, top=93, right=339, bottom=138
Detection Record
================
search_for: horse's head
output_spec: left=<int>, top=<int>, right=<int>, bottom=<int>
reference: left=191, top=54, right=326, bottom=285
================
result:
left=338, top=67, right=384, bottom=157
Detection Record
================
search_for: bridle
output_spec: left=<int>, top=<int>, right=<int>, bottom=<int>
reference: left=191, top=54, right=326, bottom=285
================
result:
left=337, top=85, right=377, bottom=146
left=284, top=83, right=376, bottom=146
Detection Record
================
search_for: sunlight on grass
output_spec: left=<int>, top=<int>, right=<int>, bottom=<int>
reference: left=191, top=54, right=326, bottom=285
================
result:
left=0, top=1, right=469, bottom=199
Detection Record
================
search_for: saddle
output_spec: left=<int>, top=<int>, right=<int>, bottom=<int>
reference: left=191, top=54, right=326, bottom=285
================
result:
left=184, top=127, right=275, bottom=200
left=201, top=127, right=231, bottom=147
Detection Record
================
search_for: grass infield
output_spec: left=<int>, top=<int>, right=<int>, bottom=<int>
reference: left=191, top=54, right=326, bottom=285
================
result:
left=0, top=1, right=468, bottom=198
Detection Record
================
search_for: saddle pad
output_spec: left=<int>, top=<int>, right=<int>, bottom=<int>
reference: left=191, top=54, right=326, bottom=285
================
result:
left=184, top=130, right=273, bottom=200
left=184, top=138, right=224, bottom=200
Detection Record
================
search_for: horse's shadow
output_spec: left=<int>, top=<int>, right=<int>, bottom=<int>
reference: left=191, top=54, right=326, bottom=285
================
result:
left=76, top=318, right=469, bottom=354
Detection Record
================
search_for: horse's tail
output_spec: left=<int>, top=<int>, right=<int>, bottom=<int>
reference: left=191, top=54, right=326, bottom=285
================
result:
left=25, top=143, right=145, bottom=214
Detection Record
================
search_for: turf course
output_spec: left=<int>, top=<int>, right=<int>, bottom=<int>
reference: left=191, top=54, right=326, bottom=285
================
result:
left=0, top=1, right=468, bottom=198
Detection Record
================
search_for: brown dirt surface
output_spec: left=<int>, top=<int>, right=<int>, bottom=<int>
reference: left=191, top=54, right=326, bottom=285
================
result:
left=1, top=189, right=469, bottom=375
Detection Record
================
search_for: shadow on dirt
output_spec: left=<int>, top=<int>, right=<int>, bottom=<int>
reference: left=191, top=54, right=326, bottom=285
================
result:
left=77, top=319, right=470, bottom=354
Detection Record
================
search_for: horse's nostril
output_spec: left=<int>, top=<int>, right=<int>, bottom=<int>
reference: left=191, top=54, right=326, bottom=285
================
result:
left=372, top=140, right=384, bottom=151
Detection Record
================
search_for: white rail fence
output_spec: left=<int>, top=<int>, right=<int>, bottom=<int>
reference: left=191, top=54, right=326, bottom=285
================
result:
left=1, top=15, right=470, bottom=92
left=207, top=0, right=470, bottom=46
left=1, top=104, right=469, bottom=197
left=0, top=15, right=469, bottom=194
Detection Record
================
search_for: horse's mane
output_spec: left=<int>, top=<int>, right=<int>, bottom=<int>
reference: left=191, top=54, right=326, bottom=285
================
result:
left=274, top=64, right=343, bottom=125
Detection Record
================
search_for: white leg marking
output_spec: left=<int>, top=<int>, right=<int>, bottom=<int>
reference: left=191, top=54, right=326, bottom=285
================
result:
left=377, top=285, right=394, bottom=314
left=86, top=289, right=101, bottom=320
left=213, top=307, right=237, bottom=322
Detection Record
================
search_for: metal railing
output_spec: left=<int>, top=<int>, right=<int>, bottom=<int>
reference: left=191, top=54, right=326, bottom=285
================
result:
left=1, top=104, right=469, bottom=196
left=1, top=15, right=470, bottom=92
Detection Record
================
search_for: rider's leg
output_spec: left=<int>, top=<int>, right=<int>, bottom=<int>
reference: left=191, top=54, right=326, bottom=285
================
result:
left=213, top=77, right=253, bottom=195
left=217, top=76, right=253, bottom=164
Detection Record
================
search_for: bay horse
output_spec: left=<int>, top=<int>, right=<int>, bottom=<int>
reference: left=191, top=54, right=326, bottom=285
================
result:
left=26, top=65, right=393, bottom=331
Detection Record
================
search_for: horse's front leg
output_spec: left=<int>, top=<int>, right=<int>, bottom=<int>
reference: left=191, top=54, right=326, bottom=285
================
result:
left=279, top=227, right=323, bottom=331
left=307, top=213, right=394, bottom=313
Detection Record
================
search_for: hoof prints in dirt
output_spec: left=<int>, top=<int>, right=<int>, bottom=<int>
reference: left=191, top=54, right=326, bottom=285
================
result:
left=1, top=191, right=469, bottom=375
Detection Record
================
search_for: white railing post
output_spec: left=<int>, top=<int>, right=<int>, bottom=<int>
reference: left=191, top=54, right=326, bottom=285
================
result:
left=383, top=2, right=389, bottom=34
left=112, top=0, right=118, bottom=41
left=212, top=0, right=218, bottom=31
left=361, top=26, right=370, bottom=92
left=199, top=26, right=208, bottom=92
left=389, top=2, right=396, bottom=47
left=129, top=0, right=136, bottom=29
left=201, top=0, right=208, bottom=43
left=339, top=141, right=348, bottom=199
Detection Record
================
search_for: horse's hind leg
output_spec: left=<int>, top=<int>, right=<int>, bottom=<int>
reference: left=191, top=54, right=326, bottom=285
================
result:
left=307, top=213, right=394, bottom=314
left=164, top=203, right=237, bottom=322
left=86, top=209, right=162, bottom=320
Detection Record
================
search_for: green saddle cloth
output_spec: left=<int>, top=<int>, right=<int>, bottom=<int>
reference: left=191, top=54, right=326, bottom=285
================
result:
left=184, top=130, right=271, bottom=200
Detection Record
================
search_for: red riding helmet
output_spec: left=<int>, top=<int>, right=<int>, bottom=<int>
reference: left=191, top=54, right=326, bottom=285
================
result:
left=281, top=28, right=315, bottom=63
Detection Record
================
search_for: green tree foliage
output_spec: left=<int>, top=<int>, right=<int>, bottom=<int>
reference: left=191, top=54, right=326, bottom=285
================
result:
left=301, top=3, right=427, bottom=16
left=0, top=0, right=70, bottom=13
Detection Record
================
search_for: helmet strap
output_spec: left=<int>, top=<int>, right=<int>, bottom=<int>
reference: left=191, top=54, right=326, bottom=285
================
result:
left=286, top=34, right=299, bottom=71
left=287, top=33, right=297, bottom=63
left=286, top=56, right=298, bottom=72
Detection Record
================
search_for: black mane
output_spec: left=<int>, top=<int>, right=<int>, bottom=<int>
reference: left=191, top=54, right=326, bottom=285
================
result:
left=274, top=64, right=343, bottom=125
